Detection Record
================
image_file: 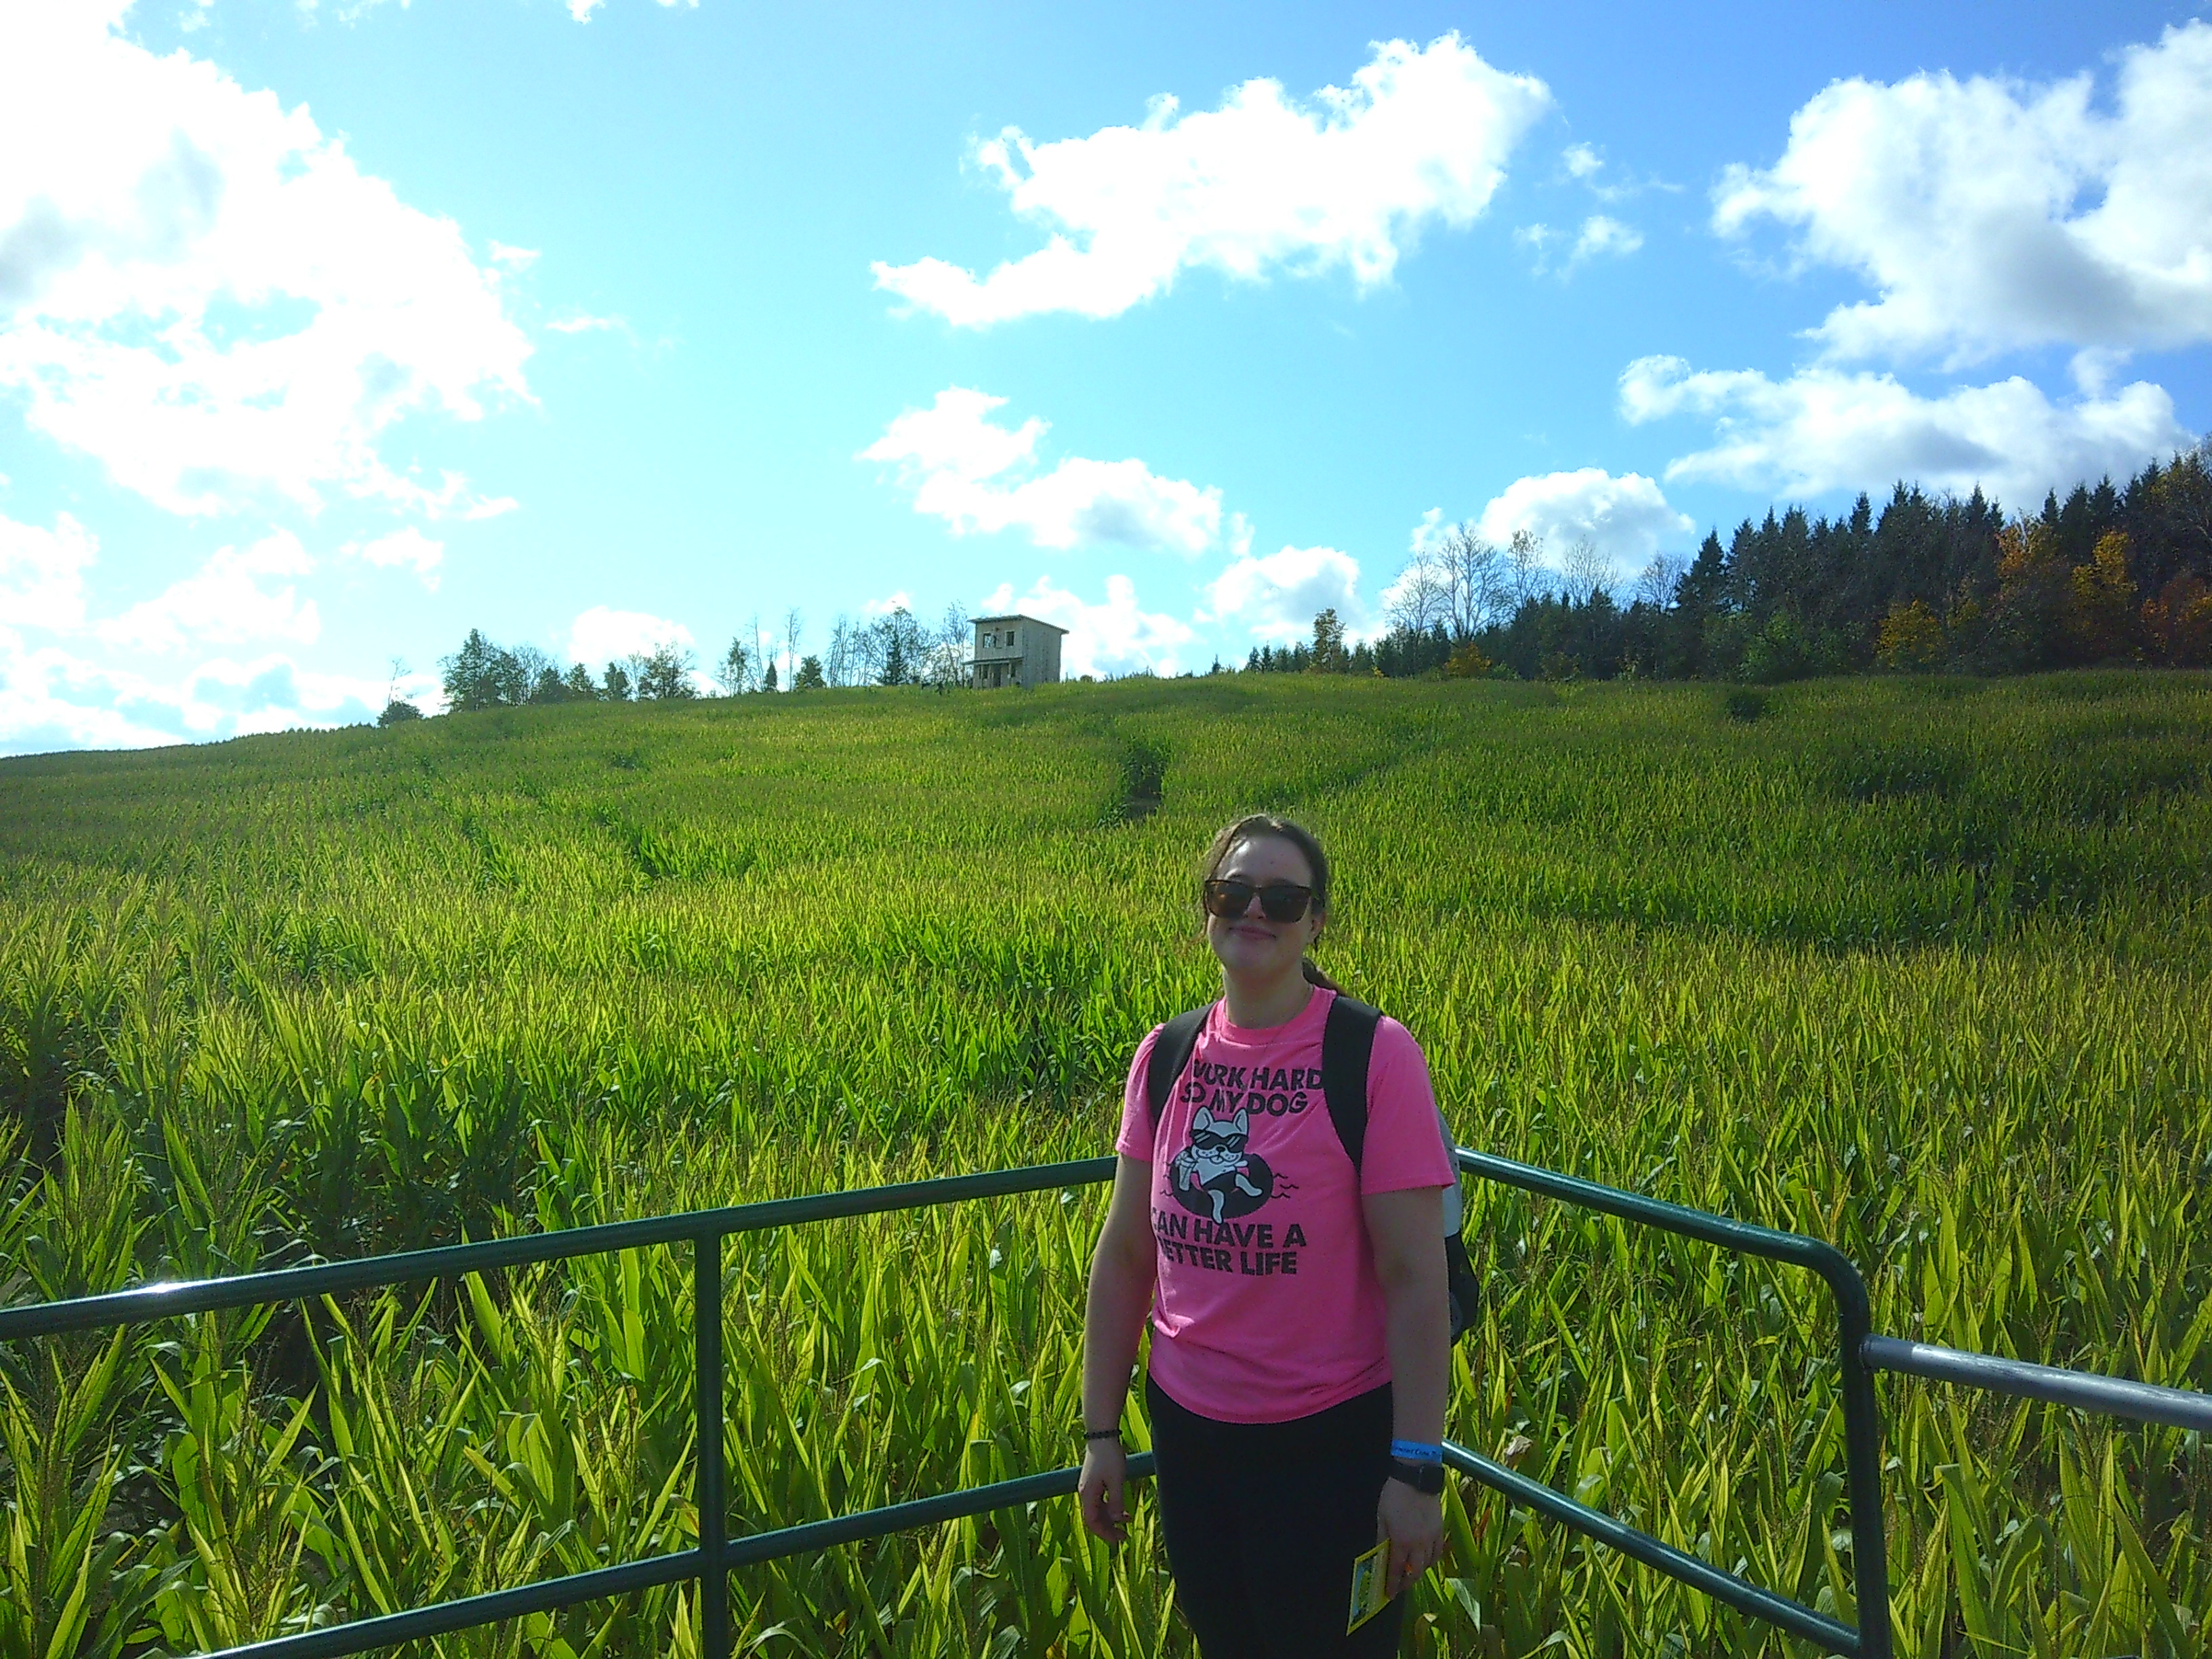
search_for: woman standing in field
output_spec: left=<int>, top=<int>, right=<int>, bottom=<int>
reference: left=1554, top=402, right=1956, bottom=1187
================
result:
left=1077, top=814, right=1454, bottom=1658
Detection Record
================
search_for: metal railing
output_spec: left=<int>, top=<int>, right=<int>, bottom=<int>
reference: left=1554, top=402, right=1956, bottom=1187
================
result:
left=4, top=1146, right=2207, bottom=1659
left=1446, top=1147, right=2212, bottom=1659
left=1445, top=1147, right=1888, bottom=1657
left=0, top=1156, right=1147, bottom=1659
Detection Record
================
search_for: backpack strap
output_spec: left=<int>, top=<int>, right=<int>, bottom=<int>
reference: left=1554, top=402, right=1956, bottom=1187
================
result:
left=1143, top=1004, right=1213, bottom=1137
left=1320, top=994, right=1483, bottom=1344
left=1319, top=994, right=1381, bottom=1176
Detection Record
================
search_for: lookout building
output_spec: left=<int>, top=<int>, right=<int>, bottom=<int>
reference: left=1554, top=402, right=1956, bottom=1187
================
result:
left=970, top=614, right=1067, bottom=689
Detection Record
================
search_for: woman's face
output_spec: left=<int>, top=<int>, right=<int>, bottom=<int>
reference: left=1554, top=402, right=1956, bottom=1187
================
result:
left=1205, top=834, right=1323, bottom=983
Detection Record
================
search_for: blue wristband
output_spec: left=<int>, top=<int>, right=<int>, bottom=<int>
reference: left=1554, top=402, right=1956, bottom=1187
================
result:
left=1390, top=1439, right=1443, bottom=1463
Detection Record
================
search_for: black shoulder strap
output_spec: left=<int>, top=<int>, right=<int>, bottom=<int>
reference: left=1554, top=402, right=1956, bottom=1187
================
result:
left=1320, top=994, right=1381, bottom=1176
left=1144, top=1004, right=1212, bottom=1130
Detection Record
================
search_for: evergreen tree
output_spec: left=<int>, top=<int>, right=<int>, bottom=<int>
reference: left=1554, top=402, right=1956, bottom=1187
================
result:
left=872, top=607, right=924, bottom=685
left=1309, top=608, right=1347, bottom=672
left=440, top=629, right=513, bottom=712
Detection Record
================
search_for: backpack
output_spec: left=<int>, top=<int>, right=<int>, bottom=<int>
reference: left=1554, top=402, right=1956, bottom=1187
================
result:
left=1144, top=994, right=1483, bottom=1345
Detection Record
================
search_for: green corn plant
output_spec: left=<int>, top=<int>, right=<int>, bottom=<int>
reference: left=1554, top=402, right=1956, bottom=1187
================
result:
left=141, top=1323, right=333, bottom=1653
left=1, top=673, right=2209, bottom=1656
left=0, top=1330, right=166, bottom=1659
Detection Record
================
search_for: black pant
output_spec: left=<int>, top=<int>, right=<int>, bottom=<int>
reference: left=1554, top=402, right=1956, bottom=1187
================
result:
left=1146, top=1372, right=1404, bottom=1659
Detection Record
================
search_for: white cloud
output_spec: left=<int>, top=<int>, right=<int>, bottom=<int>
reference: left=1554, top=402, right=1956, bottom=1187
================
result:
left=0, top=634, right=381, bottom=757
left=183, top=653, right=380, bottom=734
left=1563, top=142, right=1603, bottom=180
left=1713, top=21, right=2212, bottom=365
left=1206, top=544, right=1364, bottom=643
left=861, top=388, right=1225, bottom=556
left=0, top=510, right=97, bottom=631
left=1, top=637, right=190, bottom=753
left=565, top=605, right=693, bottom=666
left=1573, top=216, right=1641, bottom=262
left=348, top=525, right=443, bottom=588
left=978, top=574, right=1196, bottom=678
left=1620, top=354, right=2190, bottom=503
left=1473, top=468, right=1690, bottom=566
left=96, top=529, right=320, bottom=651
left=863, top=590, right=914, bottom=617
left=1517, top=214, right=1641, bottom=275
left=0, top=2, right=531, bottom=518
left=567, top=0, right=696, bottom=18
left=872, top=35, right=1551, bottom=327
left=546, top=311, right=628, bottom=336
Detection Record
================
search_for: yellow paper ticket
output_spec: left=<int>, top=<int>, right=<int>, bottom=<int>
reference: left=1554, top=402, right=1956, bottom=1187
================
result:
left=1346, top=1540, right=1392, bottom=1634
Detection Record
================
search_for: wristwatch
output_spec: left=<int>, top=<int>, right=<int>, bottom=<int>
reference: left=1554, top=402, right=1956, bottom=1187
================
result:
left=1388, top=1458, right=1446, bottom=1496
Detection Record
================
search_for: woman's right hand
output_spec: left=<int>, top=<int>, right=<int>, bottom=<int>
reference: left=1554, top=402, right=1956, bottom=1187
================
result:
left=1077, top=1439, right=1130, bottom=1544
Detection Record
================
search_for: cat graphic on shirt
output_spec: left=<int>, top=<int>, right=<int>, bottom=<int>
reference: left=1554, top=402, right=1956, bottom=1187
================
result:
left=1170, top=1107, right=1272, bottom=1223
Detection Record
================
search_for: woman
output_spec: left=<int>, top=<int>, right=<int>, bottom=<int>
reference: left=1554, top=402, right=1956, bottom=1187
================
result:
left=1077, top=814, right=1453, bottom=1658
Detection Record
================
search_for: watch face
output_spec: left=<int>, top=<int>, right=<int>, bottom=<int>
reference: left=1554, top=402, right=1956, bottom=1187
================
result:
left=1391, top=1460, right=1445, bottom=1494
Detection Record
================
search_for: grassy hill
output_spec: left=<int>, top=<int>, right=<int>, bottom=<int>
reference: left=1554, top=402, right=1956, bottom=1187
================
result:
left=3, top=673, right=2209, bottom=1656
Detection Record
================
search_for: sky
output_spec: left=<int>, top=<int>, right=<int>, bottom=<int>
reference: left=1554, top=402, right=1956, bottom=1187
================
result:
left=2, top=0, right=2209, bottom=752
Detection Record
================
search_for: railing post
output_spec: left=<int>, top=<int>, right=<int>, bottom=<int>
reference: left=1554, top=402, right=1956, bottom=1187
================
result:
left=696, top=1227, right=729, bottom=1659
left=1828, top=1263, right=1891, bottom=1659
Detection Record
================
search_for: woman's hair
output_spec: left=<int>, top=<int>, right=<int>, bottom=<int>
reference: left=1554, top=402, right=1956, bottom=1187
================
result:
left=1200, top=813, right=1342, bottom=992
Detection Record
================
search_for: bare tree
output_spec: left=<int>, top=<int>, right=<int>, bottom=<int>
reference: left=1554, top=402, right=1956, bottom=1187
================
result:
left=849, top=614, right=890, bottom=686
left=1385, top=552, right=1448, bottom=636
left=924, top=602, right=970, bottom=689
left=1507, top=529, right=1548, bottom=608
left=1559, top=537, right=1614, bottom=605
left=510, top=643, right=558, bottom=701
left=825, top=615, right=858, bottom=687
left=717, top=636, right=752, bottom=695
left=1634, top=552, right=1689, bottom=611
left=783, top=607, right=804, bottom=687
left=748, top=613, right=770, bottom=693
left=1389, top=523, right=1505, bottom=640
left=1442, top=527, right=1507, bottom=637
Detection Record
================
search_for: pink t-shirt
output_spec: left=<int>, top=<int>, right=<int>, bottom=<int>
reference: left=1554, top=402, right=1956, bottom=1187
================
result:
left=1114, top=986, right=1453, bottom=1425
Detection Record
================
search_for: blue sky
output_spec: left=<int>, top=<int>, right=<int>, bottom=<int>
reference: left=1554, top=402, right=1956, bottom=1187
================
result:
left=3, top=0, right=2207, bottom=750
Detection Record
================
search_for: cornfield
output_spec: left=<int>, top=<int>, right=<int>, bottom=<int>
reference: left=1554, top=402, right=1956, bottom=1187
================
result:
left=1, top=670, right=2207, bottom=1658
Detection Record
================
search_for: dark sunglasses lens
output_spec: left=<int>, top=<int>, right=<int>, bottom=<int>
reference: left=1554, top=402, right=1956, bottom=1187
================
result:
left=1258, top=884, right=1311, bottom=922
left=1203, top=880, right=1254, bottom=918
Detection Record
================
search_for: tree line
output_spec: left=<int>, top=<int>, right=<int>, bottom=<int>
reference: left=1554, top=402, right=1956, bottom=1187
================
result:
left=384, top=602, right=984, bottom=724
left=386, top=443, right=2211, bottom=726
left=1250, top=443, right=2212, bottom=684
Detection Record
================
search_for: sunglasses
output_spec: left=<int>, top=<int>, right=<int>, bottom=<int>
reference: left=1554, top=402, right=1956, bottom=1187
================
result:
left=1202, top=878, right=1317, bottom=923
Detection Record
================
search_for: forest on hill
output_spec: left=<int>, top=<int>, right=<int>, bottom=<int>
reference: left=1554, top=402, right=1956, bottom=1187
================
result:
left=1258, top=444, right=2212, bottom=684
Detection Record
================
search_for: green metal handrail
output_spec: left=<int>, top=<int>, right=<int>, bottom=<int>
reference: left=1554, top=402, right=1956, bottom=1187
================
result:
left=1451, top=1147, right=1888, bottom=1658
left=6, top=1145, right=2206, bottom=1658
left=0, top=1156, right=1141, bottom=1659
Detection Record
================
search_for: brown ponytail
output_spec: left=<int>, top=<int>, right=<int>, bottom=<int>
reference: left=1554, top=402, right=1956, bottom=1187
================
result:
left=1299, top=957, right=1343, bottom=992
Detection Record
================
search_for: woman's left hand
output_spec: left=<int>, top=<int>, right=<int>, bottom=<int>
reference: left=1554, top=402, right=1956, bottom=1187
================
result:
left=1376, top=1478, right=1446, bottom=1597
